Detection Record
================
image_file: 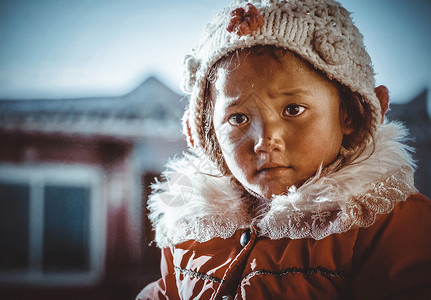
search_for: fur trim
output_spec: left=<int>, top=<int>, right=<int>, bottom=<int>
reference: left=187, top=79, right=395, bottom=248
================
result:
left=148, top=122, right=417, bottom=247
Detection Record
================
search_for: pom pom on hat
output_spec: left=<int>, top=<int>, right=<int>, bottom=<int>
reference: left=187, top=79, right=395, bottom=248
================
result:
left=227, top=3, right=265, bottom=36
left=182, top=55, right=200, bottom=94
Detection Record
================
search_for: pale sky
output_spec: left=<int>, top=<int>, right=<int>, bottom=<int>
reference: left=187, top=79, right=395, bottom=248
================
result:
left=0, top=0, right=430, bottom=108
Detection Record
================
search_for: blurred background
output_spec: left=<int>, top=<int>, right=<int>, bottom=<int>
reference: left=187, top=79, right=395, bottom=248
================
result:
left=0, top=0, right=430, bottom=299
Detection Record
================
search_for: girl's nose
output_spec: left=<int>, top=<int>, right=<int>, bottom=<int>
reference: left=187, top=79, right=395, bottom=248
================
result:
left=254, top=135, right=285, bottom=153
left=251, top=113, right=286, bottom=154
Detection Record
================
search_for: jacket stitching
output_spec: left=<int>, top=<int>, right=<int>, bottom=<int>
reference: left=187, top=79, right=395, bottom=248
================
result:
left=242, top=266, right=346, bottom=281
left=174, top=266, right=224, bottom=284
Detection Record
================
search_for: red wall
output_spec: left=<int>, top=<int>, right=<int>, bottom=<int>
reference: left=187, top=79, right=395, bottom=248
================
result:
left=0, top=131, right=151, bottom=300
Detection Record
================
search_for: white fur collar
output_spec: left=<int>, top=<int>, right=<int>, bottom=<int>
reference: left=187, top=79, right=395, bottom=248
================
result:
left=149, top=122, right=417, bottom=247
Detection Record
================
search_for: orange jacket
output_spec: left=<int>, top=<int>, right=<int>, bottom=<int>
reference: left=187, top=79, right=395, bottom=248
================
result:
left=138, top=123, right=430, bottom=299
left=138, top=194, right=431, bottom=299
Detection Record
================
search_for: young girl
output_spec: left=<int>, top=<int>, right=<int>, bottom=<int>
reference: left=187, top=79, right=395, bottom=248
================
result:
left=138, top=0, right=431, bottom=299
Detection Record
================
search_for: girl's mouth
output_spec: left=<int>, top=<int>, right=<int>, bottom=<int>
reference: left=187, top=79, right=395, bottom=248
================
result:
left=257, top=162, right=291, bottom=173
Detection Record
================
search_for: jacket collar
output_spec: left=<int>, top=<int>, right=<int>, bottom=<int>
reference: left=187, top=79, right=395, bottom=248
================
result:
left=149, top=122, right=417, bottom=247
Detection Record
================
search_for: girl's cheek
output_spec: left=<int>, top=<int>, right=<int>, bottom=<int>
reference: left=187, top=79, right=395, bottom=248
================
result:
left=220, top=137, right=241, bottom=163
left=227, top=129, right=252, bottom=151
left=216, top=125, right=234, bottom=150
left=217, top=125, right=241, bottom=146
left=217, top=130, right=247, bottom=164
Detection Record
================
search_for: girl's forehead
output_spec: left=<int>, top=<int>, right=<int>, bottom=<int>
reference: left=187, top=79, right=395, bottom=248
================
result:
left=212, top=47, right=333, bottom=96
left=220, top=47, right=300, bottom=69
left=215, top=47, right=319, bottom=84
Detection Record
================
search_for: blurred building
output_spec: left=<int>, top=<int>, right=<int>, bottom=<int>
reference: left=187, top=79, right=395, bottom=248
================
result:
left=387, top=89, right=431, bottom=197
left=0, top=77, right=187, bottom=300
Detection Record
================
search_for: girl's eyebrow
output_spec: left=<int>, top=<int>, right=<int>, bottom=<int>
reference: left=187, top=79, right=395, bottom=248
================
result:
left=273, top=87, right=312, bottom=97
left=221, top=88, right=312, bottom=110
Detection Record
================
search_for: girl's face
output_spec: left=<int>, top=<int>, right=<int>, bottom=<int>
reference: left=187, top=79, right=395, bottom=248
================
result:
left=211, top=49, right=352, bottom=199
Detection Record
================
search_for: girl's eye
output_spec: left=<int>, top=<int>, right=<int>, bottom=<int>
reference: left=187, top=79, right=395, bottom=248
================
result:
left=283, top=104, right=305, bottom=116
left=228, top=113, right=249, bottom=126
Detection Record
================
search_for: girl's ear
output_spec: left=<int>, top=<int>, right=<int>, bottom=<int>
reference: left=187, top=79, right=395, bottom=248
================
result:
left=182, top=109, right=195, bottom=148
left=375, top=85, right=389, bottom=123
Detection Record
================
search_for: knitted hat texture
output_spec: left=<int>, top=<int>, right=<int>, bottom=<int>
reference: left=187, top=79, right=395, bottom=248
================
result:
left=182, top=0, right=382, bottom=150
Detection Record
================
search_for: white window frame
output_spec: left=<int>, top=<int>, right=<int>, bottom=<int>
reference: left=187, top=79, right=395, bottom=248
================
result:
left=0, top=163, right=106, bottom=286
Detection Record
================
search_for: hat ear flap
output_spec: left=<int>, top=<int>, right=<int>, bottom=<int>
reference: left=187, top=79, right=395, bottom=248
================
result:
left=375, top=85, right=389, bottom=123
left=182, top=109, right=195, bottom=148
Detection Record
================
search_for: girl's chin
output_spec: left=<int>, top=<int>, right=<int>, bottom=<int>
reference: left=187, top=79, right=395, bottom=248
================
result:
left=251, top=186, right=291, bottom=200
left=248, top=180, right=308, bottom=200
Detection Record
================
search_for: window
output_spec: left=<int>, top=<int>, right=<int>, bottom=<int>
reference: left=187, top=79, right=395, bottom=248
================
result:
left=0, top=165, right=105, bottom=286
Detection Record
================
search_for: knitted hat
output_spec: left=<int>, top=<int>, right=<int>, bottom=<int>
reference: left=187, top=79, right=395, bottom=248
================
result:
left=182, top=0, right=385, bottom=150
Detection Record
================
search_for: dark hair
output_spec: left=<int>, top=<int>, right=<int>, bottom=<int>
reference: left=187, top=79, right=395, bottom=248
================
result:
left=202, top=46, right=375, bottom=174
left=337, top=83, right=375, bottom=159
